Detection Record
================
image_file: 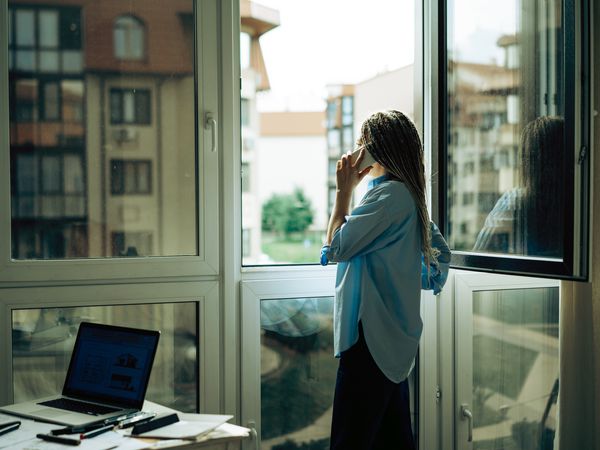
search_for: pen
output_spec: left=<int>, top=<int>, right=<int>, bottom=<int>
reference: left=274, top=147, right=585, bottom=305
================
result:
left=37, top=433, right=81, bottom=446
left=0, top=421, right=20, bottom=436
left=117, top=412, right=157, bottom=429
left=80, top=423, right=114, bottom=439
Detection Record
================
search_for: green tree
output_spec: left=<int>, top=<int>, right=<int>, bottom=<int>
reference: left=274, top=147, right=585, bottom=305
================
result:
left=262, top=188, right=314, bottom=237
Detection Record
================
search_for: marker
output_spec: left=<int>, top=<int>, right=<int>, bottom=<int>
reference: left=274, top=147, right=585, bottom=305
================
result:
left=37, top=433, right=81, bottom=446
left=0, top=421, right=20, bottom=436
left=117, top=411, right=157, bottom=429
left=80, top=424, right=114, bottom=439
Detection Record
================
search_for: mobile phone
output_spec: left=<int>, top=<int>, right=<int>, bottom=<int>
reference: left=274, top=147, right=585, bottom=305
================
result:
left=350, top=147, right=377, bottom=172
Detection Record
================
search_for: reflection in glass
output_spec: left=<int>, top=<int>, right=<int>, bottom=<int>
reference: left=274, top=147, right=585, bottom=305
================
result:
left=12, top=303, right=198, bottom=412
left=472, top=287, right=558, bottom=450
left=9, top=1, right=196, bottom=259
left=261, top=297, right=336, bottom=449
left=447, top=0, right=567, bottom=258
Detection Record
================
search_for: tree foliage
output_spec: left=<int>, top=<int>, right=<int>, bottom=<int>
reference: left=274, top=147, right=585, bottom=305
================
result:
left=262, top=188, right=314, bottom=236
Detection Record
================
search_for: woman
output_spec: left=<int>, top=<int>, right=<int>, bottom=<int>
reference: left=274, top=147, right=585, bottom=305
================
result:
left=320, top=110, right=450, bottom=449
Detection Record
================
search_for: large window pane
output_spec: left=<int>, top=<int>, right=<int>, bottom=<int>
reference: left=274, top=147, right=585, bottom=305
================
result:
left=12, top=303, right=199, bottom=412
left=9, top=1, right=197, bottom=259
left=471, top=287, right=558, bottom=449
left=261, top=297, right=335, bottom=448
left=241, top=0, right=416, bottom=265
left=446, top=0, right=569, bottom=259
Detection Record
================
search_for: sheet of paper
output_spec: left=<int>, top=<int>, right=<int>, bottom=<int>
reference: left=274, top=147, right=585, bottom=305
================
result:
left=3, top=429, right=149, bottom=450
left=123, top=414, right=232, bottom=440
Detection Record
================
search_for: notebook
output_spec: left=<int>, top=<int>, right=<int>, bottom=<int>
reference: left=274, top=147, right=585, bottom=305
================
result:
left=0, top=322, right=160, bottom=426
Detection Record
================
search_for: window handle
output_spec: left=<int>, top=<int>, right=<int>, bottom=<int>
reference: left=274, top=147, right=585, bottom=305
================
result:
left=461, top=404, right=473, bottom=442
left=247, top=420, right=258, bottom=450
left=205, top=113, right=217, bottom=152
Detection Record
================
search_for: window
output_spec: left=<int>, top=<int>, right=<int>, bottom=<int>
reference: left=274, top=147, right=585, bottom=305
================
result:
left=12, top=302, right=198, bottom=411
left=9, top=6, right=82, bottom=74
left=241, top=0, right=417, bottom=266
left=110, top=89, right=151, bottom=125
left=114, top=15, right=145, bottom=60
left=3, top=0, right=220, bottom=427
left=110, top=160, right=152, bottom=195
left=441, top=0, right=589, bottom=278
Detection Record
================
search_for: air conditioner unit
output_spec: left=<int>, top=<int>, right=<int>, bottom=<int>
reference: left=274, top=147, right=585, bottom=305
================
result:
left=113, top=128, right=138, bottom=144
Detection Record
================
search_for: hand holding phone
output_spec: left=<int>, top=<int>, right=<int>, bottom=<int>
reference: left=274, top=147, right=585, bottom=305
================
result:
left=350, top=147, right=377, bottom=172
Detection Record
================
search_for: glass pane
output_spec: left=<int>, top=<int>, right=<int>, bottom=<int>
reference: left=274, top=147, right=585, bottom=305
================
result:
left=41, top=155, right=61, bottom=193
left=16, top=50, right=35, bottom=71
left=123, top=91, right=135, bottom=123
left=261, top=297, right=335, bottom=448
left=39, top=10, right=59, bottom=48
left=241, top=0, right=416, bottom=265
left=447, top=0, right=567, bottom=258
left=12, top=302, right=198, bottom=412
left=43, top=82, right=60, bottom=120
left=471, top=287, right=558, bottom=450
left=64, top=154, right=84, bottom=194
left=62, top=50, right=83, bottom=72
left=9, top=1, right=197, bottom=259
left=16, top=155, right=36, bottom=194
left=61, top=80, right=84, bottom=123
left=39, top=50, right=60, bottom=72
left=15, top=10, right=34, bottom=46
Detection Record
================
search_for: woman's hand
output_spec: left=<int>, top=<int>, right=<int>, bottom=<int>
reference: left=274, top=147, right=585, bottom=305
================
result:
left=325, top=149, right=372, bottom=245
left=336, top=148, right=372, bottom=194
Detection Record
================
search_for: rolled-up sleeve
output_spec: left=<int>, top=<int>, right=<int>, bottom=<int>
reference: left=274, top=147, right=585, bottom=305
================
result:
left=421, top=222, right=451, bottom=294
left=321, top=186, right=414, bottom=264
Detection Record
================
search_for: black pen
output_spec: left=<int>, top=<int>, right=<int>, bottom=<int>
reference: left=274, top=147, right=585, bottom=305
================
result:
left=80, top=424, right=114, bottom=439
left=37, top=433, right=81, bottom=446
left=0, top=421, right=20, bottom=436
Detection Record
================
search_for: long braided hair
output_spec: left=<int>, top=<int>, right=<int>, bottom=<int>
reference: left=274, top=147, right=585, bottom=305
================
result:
left=360, top=110, right=439, bottom=268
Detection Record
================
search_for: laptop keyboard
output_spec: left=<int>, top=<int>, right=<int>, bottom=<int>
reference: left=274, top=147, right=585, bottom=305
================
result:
left=38, top=398, right=120, bottom=416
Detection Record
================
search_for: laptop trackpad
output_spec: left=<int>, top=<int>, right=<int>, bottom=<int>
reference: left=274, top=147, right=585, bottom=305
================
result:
left=31, top=408, right=64, bottom=418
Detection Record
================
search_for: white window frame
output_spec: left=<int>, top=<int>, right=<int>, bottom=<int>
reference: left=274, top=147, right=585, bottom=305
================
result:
left=0, top=0, right=223, bottom=418
left=0, top=280, right=221, bottom=413
left=448, top=271, right=559, bottom=450
left=239, top=269, right=438, bottom=450
left=0, top=0, right=220, bottom=283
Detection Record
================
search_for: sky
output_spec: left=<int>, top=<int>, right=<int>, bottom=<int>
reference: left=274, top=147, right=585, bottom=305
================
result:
left=253, top=0, right=517, bottom=112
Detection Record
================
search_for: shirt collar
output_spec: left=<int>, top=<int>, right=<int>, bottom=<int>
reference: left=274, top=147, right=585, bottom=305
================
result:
left=368, top=174, right=389, bottom=190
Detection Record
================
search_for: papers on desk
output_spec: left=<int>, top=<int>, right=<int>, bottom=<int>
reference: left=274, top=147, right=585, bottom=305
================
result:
left=0, top=413, right=148, bottom=450
left=123, top=414, right=232, bottom=440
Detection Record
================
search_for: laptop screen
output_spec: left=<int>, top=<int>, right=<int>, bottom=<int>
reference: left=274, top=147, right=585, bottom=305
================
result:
left=62, top=322, right=160, bottom=409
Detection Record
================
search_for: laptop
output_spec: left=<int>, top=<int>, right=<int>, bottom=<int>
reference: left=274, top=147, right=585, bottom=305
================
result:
left=1, top=322, right=160, bottom=426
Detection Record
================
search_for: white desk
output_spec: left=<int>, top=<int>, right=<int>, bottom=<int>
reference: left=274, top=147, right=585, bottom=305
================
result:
left=0, top=403, right=250, bottom=450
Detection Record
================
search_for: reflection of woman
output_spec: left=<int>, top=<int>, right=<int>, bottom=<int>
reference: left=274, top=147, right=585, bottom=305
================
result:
left=473, top=116, right=564, bottom=257
left=320, top=111, right=450, bottom=449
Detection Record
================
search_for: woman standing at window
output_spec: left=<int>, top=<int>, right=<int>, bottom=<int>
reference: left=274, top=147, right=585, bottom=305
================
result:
left=321, top=110, right=450, bottom=449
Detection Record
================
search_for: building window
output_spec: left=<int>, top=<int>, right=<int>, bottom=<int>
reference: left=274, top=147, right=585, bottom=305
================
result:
left=9, top=6, right=82, bottom=74
left=114, top=15, right=145, bottom=60
left=110, top=88, right=151, bottom=125
left=110, top=159, right=152, bottom=195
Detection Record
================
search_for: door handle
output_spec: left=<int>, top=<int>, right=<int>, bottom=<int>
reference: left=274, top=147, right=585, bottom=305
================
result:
left=461, top=404, right=473, bottom=442
left=205, top=113, right=217, bottom=152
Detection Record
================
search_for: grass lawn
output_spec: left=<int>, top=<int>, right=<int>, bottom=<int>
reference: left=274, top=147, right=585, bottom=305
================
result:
left=262, top=233, right=324, bottom=264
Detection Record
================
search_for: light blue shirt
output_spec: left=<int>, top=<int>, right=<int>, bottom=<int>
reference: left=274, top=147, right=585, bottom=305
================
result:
left=321, top=175, right=450, bottom=382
